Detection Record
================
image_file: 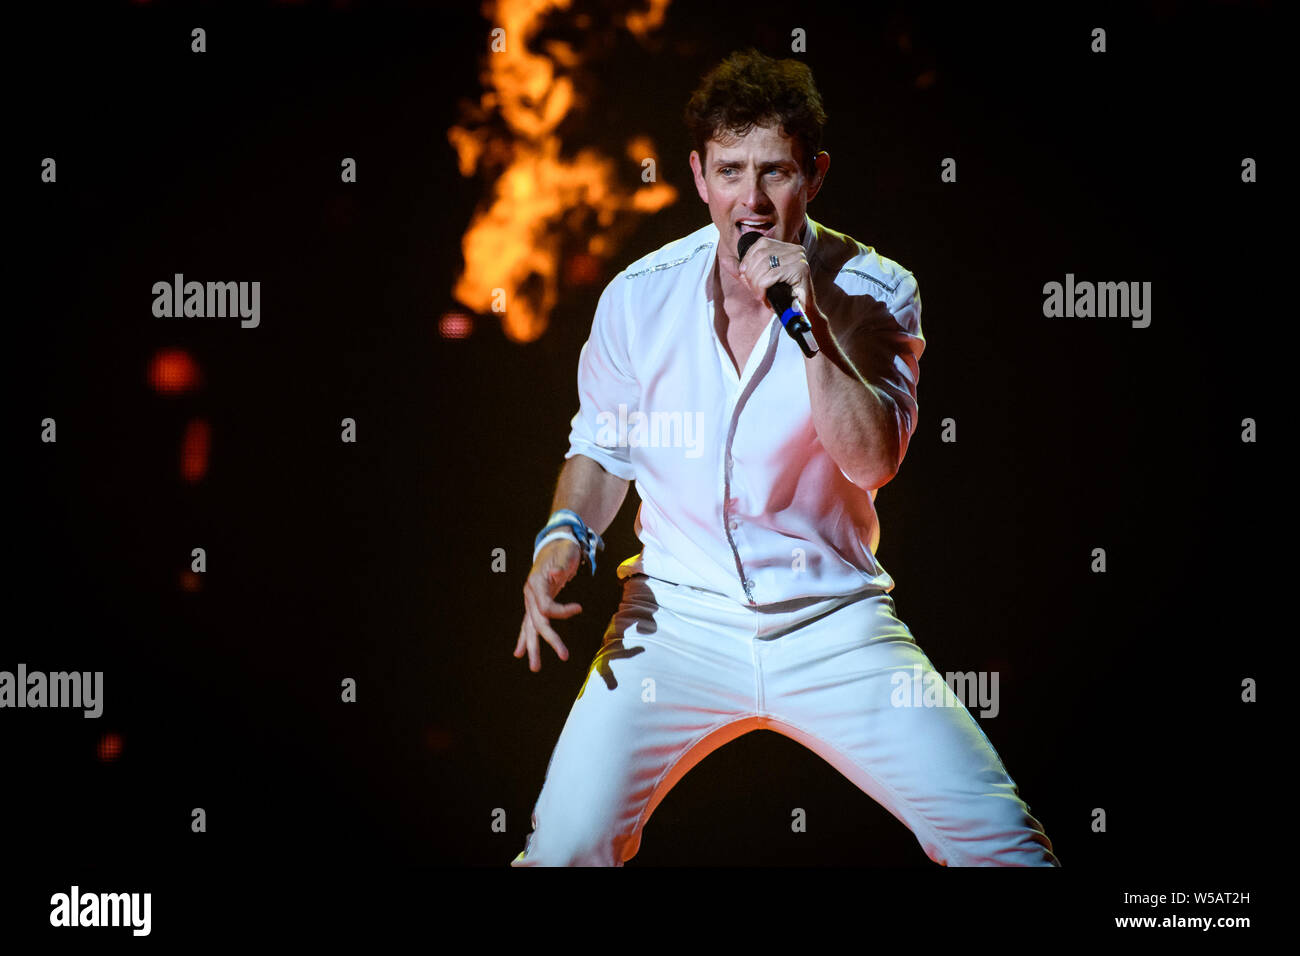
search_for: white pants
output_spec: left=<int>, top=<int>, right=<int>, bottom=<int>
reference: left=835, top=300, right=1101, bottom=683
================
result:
left=512, top=572, right=1059, bottom=866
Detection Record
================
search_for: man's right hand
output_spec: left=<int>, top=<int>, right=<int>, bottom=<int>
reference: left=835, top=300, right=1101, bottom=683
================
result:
left=515, top=536, right=584, bottom=672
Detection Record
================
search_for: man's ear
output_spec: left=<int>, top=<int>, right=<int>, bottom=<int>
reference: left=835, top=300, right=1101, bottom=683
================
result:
left=806, top=150, right=830, bottom=201
left=689, top=149, right=710, bottom=204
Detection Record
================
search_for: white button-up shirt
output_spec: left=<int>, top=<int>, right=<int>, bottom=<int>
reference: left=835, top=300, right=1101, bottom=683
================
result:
left=565, top=214, right=924, bottom=606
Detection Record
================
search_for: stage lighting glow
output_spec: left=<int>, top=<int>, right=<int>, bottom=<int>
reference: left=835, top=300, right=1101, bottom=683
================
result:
left=180, top=419, right=210, bottom=482
left=565, top=253, right=600, bottom=286
left=148, top=348, right=200, bottom=395
left=438, top=312, right=474, bottom=339
left=97, top=732, right=123, bottom=762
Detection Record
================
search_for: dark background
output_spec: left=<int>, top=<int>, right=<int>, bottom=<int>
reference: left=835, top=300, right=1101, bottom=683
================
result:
left=5, top=0, right=1277, bottom=903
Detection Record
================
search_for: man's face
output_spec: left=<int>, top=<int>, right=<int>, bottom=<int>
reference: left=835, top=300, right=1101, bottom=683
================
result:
left=689, top=122, right=827, bottom=271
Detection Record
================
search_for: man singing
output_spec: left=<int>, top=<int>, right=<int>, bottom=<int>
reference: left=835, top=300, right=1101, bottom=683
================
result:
left=511, top=48, right=1059, bottom=867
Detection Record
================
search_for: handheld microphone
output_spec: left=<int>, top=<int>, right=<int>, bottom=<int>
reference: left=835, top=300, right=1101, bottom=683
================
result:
left=737, top=230, right=819, bottom=358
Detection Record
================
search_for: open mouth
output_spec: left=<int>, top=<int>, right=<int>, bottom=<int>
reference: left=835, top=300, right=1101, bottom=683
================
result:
left=736, top=219, right=775, bottom=236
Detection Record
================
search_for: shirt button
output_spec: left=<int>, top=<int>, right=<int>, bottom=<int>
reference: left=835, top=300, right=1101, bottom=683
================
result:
left=728, top=518, right=739, bottom=531
left=744, top=579, right=755, bottom=591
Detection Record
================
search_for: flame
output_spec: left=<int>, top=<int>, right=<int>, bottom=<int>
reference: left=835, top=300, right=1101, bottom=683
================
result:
left=449, top=0, right=677, bottom=343
left=625, top=0, right=670, bottom=37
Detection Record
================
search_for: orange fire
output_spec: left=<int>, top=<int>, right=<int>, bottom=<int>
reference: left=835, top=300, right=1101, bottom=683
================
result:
left=626, top=0, right=670, bottom=37
left=448, top=0, right=677, bottom=343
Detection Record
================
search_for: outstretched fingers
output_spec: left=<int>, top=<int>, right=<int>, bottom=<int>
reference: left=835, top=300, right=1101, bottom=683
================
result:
left=518, top=586, right=577, bottom=670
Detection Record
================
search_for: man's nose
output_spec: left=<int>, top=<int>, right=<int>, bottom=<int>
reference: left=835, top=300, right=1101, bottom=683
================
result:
left=742, top=171, right=770, bottom=209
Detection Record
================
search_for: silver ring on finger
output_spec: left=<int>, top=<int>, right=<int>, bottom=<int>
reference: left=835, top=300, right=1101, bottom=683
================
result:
left=769, top=255, right=780, bottom=269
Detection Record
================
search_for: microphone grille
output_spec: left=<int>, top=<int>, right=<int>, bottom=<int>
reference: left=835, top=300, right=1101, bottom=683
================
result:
left=736, top=230, right=760, bottom=261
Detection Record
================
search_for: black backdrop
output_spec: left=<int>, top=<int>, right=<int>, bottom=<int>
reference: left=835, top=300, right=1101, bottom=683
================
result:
left=6, top=0, right=1276, bottom=937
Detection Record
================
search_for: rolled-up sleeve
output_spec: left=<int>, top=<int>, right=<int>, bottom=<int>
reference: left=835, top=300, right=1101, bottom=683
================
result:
left=827, top=266, right=926, bottom=476
left=881, top=273, right=924, bottom=468
left=564, top=272, right=639, bottom=480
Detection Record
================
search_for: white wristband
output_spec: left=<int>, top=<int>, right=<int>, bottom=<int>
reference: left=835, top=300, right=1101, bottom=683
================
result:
left=533, top=528, right=580, bottom=563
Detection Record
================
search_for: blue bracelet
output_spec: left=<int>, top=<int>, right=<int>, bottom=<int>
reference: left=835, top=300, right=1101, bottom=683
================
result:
left=534, top=509, right=605, bottom=575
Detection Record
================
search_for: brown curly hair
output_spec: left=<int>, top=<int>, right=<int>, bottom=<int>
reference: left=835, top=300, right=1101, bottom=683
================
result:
left=684, top=48, right=826, bottom=177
